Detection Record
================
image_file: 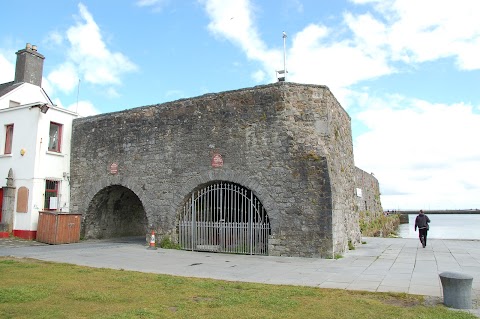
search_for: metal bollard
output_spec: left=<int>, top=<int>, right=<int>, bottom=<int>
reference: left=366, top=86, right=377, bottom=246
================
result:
left=439, top=271, right=473, bottom=309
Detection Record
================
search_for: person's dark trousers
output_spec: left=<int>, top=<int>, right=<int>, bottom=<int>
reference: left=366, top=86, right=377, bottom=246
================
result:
left=419, top=228, right=428, bottom=247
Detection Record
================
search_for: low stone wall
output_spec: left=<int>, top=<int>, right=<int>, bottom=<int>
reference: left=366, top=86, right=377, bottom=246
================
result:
left=354, top=167, right=383, bottom=217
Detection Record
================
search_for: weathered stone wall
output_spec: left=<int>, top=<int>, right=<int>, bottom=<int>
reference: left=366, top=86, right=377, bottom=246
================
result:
left=70, top=82, right=360, bottom=258
left=279, top=86, right=359, bottom=254
left=354, top=167, right=383, bottom=218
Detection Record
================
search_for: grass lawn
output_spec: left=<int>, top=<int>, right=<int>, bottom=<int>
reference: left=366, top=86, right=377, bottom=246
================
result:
left=0, top=257, right=476, bottom=319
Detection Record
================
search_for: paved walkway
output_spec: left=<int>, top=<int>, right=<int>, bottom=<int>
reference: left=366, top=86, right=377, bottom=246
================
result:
left=1, top=236, right=479, bottom=315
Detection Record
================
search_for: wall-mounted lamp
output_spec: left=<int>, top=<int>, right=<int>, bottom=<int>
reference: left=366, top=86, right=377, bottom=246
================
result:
left=30, top=103, right=49, bottom=114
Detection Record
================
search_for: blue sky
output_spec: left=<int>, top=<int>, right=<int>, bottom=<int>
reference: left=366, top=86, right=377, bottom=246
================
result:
left=1, top=0, right=479, bottom=210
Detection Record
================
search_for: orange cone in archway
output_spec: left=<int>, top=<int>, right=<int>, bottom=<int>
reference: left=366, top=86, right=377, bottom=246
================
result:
left=147, top=229, right=157, bottom=250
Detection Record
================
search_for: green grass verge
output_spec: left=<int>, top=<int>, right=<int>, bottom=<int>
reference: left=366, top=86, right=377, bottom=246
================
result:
left=0, top=257, right=475, bottom=319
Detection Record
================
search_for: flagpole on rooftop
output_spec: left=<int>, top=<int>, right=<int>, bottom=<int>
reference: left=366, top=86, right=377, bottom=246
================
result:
left=76, top=78, right=80, bottom=114
left=283, top=31, right=287, bottom=81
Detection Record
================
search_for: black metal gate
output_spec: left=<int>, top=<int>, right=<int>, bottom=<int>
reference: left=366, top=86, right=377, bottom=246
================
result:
left=178, top=182, right=270, bottom=255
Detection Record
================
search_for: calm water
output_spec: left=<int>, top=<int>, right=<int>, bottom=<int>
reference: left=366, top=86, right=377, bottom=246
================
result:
left=397, top=214, right=480, bottom=240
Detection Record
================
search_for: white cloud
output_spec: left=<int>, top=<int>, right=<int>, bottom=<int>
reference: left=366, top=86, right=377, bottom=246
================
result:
left=202, top=0, right=480, bottom=91
left=288, top=24, right=392, bottom=89
left=202, top=0, right=282, bottom=81
left=0, top=52, right=14, bottom=83
left=135, top=0, right=169, bottom=11
left=344, top=1, right=480, bottom=209
left=252, top=69, right=265, bottom=82
left=136, top=0, right=162, bottom=6
left=45, top=31, right=64, bottom=46
left=74, top=100, right=101, bottom=117
left=56, top=98, right=100, bottom=117
left=353, top=93, right=480, bottom=209
left=201, top=0, right=480, bottom=211
left=348, top=0, right=480, bottom=70
left=201, top=1, right=393, bottom=90
left=47, top=3, right=137, bottom=95
left=283, top=0, right=303, bottom=14
left=47, top=62, right=79, bottom=93
left=105, top=87, right=120, bottom=99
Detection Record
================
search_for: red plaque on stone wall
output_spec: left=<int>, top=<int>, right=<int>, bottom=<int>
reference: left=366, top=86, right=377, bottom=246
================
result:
left=211, top=153, right=223, bottom=168
left=110, top=163, right=118, bottom=174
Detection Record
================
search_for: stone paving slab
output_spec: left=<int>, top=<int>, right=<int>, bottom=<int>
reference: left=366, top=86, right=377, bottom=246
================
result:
left=1, top=236, right=479, bottom=317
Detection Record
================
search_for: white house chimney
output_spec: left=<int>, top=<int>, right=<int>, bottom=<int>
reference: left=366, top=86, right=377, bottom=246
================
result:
left=14, top=43, right=45, bottom=87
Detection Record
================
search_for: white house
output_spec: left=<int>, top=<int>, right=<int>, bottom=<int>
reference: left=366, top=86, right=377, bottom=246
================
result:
left=0, top=43, right=78, bottom=239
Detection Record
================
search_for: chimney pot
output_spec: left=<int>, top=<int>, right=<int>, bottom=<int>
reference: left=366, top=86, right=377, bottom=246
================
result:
left=32, top=45, right=37, bottom=51
left=26, top=43, right=32, bottom=50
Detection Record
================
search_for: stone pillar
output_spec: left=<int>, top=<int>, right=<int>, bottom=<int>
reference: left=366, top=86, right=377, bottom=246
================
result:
left=1, top=169, right=16, bottom=232
left=439, top=271, right=473, bottom=309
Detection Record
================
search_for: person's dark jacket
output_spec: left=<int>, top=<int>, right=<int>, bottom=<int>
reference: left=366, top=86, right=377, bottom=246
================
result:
left=415, top=214, right=431, bottom=231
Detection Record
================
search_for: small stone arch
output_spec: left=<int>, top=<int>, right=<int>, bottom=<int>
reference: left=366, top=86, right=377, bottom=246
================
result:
left=82, top=184, right=148, bottom=239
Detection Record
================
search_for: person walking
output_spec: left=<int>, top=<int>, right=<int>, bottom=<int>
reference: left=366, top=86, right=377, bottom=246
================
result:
left=415, top=210, right=431, bottom=248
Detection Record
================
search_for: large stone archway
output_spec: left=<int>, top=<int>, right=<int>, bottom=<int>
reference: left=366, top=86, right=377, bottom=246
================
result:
left=177, top=180, right=271, bottom=255
left=82, top=185, right=148, bottom=239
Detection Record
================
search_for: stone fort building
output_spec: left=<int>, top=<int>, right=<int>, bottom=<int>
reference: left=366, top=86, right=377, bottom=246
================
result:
left=70, top=82, right=382, bottom=258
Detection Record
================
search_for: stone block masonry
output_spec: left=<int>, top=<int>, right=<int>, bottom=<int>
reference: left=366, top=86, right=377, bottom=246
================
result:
left=70, top=82, right=365, bottom=258
left=355, top=167, right=384, bottom=218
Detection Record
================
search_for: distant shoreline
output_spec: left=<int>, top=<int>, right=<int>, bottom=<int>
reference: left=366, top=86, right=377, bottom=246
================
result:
left=390, top=209, right=480, bottom=214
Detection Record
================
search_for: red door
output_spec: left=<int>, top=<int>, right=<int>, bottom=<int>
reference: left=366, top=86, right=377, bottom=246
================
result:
left=0, top=188, right=3, bottom=222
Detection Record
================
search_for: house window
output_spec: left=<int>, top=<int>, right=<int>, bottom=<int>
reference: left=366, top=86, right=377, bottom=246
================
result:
left=44, top=180, right=59, bottom=210
left=48, top=122, right=63, bottom=152
left=4, top=124, right=14, bottom=154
